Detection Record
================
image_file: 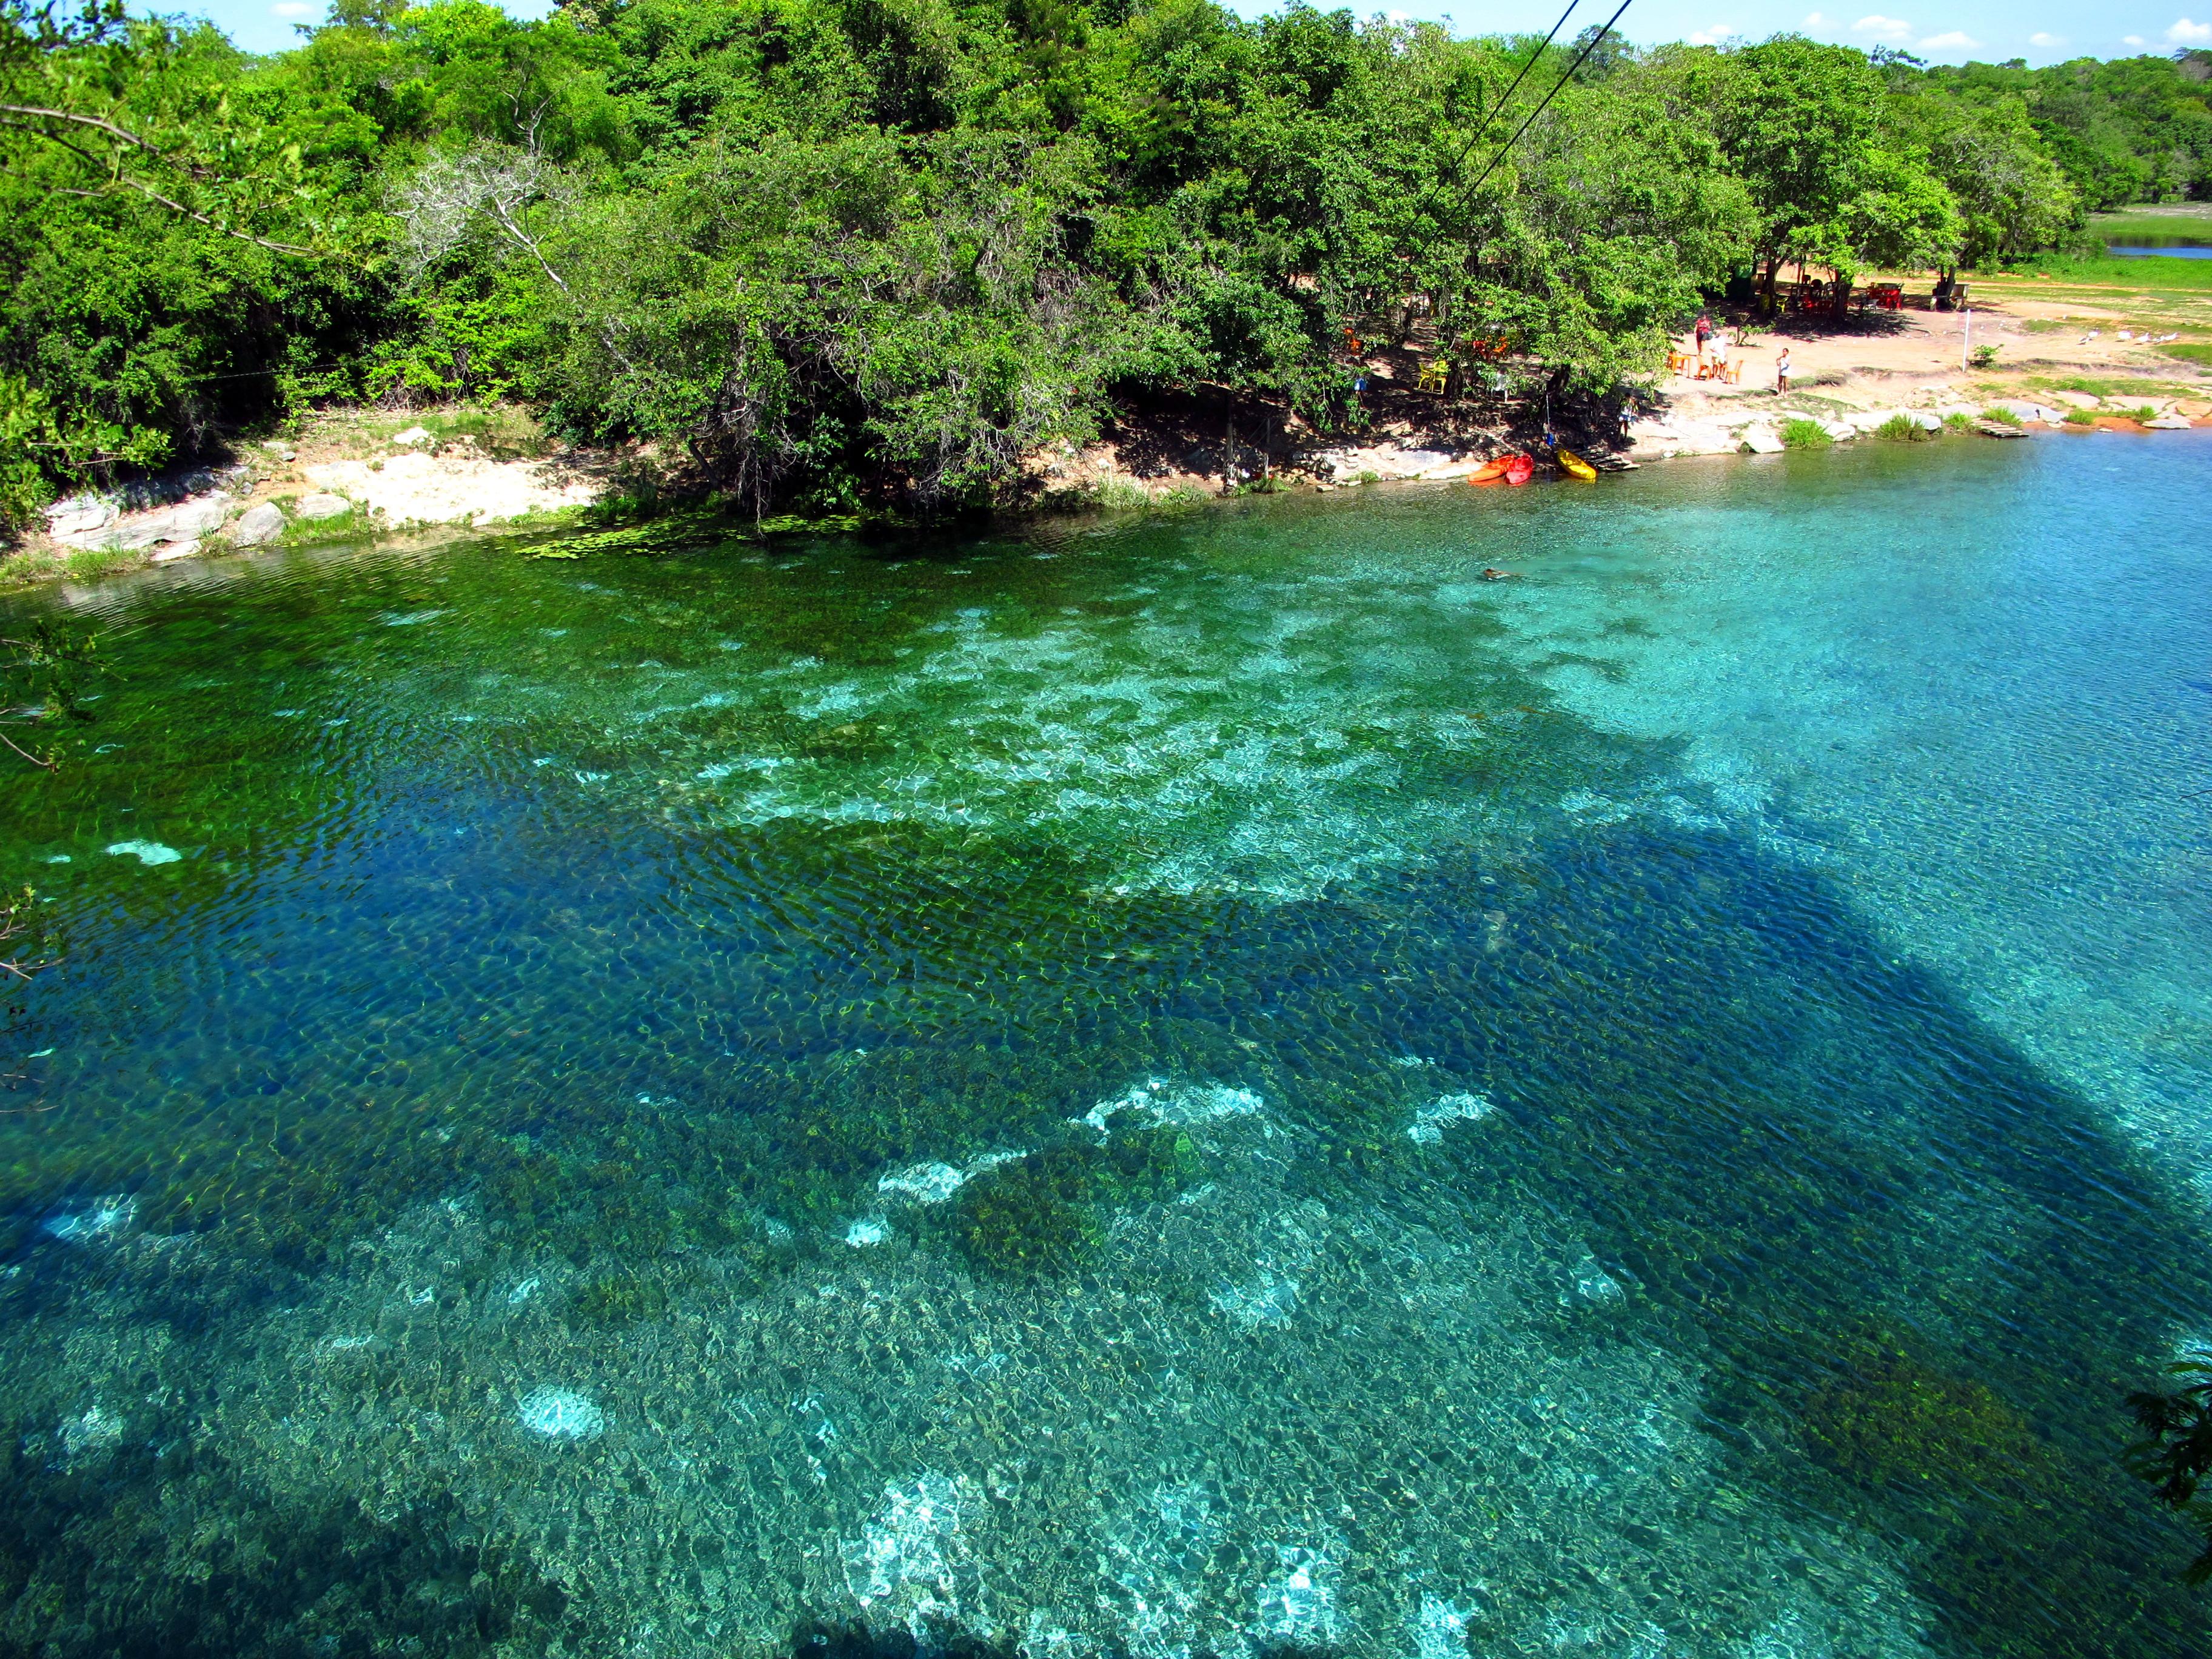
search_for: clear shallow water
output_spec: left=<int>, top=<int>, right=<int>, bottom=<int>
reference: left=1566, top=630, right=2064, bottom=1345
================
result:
left=2, top=437, right=2211, bottom=1658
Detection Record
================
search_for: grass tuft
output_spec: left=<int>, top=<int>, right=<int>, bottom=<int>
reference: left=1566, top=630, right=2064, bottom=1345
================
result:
left=1094, top=477, right=1152, bottom=510
left=1779, top=417, right=1832, bottom=449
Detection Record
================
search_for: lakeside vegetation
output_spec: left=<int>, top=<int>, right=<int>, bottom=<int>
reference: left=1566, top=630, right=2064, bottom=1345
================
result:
left=1, top=0, right=2210, bottom=525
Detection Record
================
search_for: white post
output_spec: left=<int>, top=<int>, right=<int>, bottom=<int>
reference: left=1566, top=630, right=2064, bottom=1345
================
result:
left=1962, top=306, right=1971, bottom=371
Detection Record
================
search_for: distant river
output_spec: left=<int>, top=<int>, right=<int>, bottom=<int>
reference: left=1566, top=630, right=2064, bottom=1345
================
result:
left=2106, top=236, right=2212, bottom=258
left=4, top=435, right=2211, bottom=1659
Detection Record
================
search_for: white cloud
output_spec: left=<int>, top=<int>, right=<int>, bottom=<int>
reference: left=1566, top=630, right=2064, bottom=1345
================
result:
left=1687, top=23, right=1740, bottom=42
left=1851, top=13, right=1916, bottom=40
left=1917, top=28, right=1979, bottom=49
left=2123, top=33, right=2147, bottom=44
left=1803, top=10, right=1829, bottom=23
left=270, top=1, right=315, bottom=13
left=2028, top=30, right=2065, bottom=44
left=2168, top=16, right=2212, bottom=41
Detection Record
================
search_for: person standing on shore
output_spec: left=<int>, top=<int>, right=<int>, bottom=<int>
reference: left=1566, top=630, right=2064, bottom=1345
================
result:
left=1694, top=312, right=1712, bottom=360
left=1775, top=346, right=1791, bottom=394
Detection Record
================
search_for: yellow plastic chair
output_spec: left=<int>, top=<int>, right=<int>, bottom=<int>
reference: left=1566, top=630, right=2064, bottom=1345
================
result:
left=1416, top=359, right=1450, bottom=394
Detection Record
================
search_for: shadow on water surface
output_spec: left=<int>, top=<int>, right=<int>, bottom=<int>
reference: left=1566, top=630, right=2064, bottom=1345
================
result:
left=0, top=509, right=2207, bottom=1657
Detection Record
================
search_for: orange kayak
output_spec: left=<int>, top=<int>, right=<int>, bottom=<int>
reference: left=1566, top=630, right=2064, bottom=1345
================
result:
left=1471, top=454, right=1534, bottom=486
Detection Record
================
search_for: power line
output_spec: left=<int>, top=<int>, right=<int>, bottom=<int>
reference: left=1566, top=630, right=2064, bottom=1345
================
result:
left=1460, top=0, right=1635, bottom=204
left=1437, top=0, right=1580, bottom=188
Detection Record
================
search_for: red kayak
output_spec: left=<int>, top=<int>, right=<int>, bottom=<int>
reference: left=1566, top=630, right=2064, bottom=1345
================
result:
left=1470, top=453, right=1534, bottom=486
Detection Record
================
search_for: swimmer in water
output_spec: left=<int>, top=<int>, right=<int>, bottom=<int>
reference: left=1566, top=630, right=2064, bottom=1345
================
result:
left=1481, top=568, right=1515, bottom=581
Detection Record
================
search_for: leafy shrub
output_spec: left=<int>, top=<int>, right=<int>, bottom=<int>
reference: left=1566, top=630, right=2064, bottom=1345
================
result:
left=1969, top=344, right=2000, bottom=367
left=1779, top=417, right=1832, bottom=449
left=2127, top=1347, right=2212, bottom=1584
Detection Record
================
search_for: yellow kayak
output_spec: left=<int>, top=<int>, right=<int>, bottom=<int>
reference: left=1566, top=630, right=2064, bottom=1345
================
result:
left=1556, top=447, right=1598, bottom=481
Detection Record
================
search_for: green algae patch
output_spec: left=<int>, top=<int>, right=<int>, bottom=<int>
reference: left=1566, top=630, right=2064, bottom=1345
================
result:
left=953, top=1157, right=1102, bottom=1276
left=950, top=1121, right=1202, bottom=1278
left=1801, top=1337, right=2041, bottom=1492
left=566, top=1270, right=674, bottom=1328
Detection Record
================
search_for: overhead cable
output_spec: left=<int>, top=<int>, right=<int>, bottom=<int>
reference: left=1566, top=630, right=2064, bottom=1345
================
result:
left=1460, top=0, right=1635, bottom=203
left=1437, top=0, right=1580, bottom=186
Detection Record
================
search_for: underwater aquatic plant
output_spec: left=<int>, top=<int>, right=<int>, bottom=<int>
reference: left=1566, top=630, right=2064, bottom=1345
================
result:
left=1800, top=1336, right=2039, bottom=1492
left=0, top=618, right=99, bottom=771
left=0, top=886, right=58, bottom=987
left=952, top=1155, right=1100, bottom=1276
left=566, top=1271, right=671, bottom=1328
left=949, top=1120, right=1201, bottom=1278
left=2126, top=1347, right=2212, bottom=1583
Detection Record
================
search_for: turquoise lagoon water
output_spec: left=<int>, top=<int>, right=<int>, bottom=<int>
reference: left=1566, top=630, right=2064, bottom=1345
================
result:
left=2, top=435, right=2211, bottom=1658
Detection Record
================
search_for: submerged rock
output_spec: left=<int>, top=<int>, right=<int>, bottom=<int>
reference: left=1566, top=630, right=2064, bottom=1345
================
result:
left=1407, top=1091, right=1494, bottom=1144
left=517, top=1386, right=604, bottom=1440
left=42, top=1196, right=135, bottom=1242
left=106, top=840, right=181, bottom=865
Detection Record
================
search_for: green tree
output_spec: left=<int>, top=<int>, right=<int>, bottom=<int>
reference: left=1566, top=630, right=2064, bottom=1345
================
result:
left=1697, top=35, right=1959, bottom=309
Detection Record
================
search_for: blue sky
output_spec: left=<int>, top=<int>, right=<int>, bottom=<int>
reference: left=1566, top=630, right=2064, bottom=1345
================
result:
left=179, top=0, right=2210, bottom=67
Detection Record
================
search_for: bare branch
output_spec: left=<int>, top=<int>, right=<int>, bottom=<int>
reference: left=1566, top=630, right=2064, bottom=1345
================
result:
left=0, top=729, right=56, bottom=773
left=0, top=99, right=172, bottom=158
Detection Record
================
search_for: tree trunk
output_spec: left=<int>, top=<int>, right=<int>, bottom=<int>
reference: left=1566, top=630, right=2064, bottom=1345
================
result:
left=1222, top=386, right=1235, bottom=494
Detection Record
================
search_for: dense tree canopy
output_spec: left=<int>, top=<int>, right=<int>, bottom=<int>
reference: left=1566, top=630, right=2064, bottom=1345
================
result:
left=0, top=0, right=2193, bottom=520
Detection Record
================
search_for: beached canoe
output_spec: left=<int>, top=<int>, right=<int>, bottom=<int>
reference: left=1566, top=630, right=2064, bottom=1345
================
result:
left=1469, top=454, right=1520, bottom=483
left=1504, top=454, right=1533, bottom=485
left=1556, top=447, right=1598, bottom=481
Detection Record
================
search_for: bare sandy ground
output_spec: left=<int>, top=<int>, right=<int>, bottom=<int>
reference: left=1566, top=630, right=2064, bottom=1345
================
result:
left=301, top=449, right=601, bottom=528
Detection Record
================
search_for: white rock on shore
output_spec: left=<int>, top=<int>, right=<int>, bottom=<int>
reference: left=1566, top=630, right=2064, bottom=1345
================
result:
left=1991, top=400, right=2066, bottom=423
left=230, top=501, right=286, bottom=546
left=49, top=489, right=233, bottom=552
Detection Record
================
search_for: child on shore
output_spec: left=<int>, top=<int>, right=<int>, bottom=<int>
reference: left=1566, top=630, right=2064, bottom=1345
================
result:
left=1775, top=346, right=1791, bottom=394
